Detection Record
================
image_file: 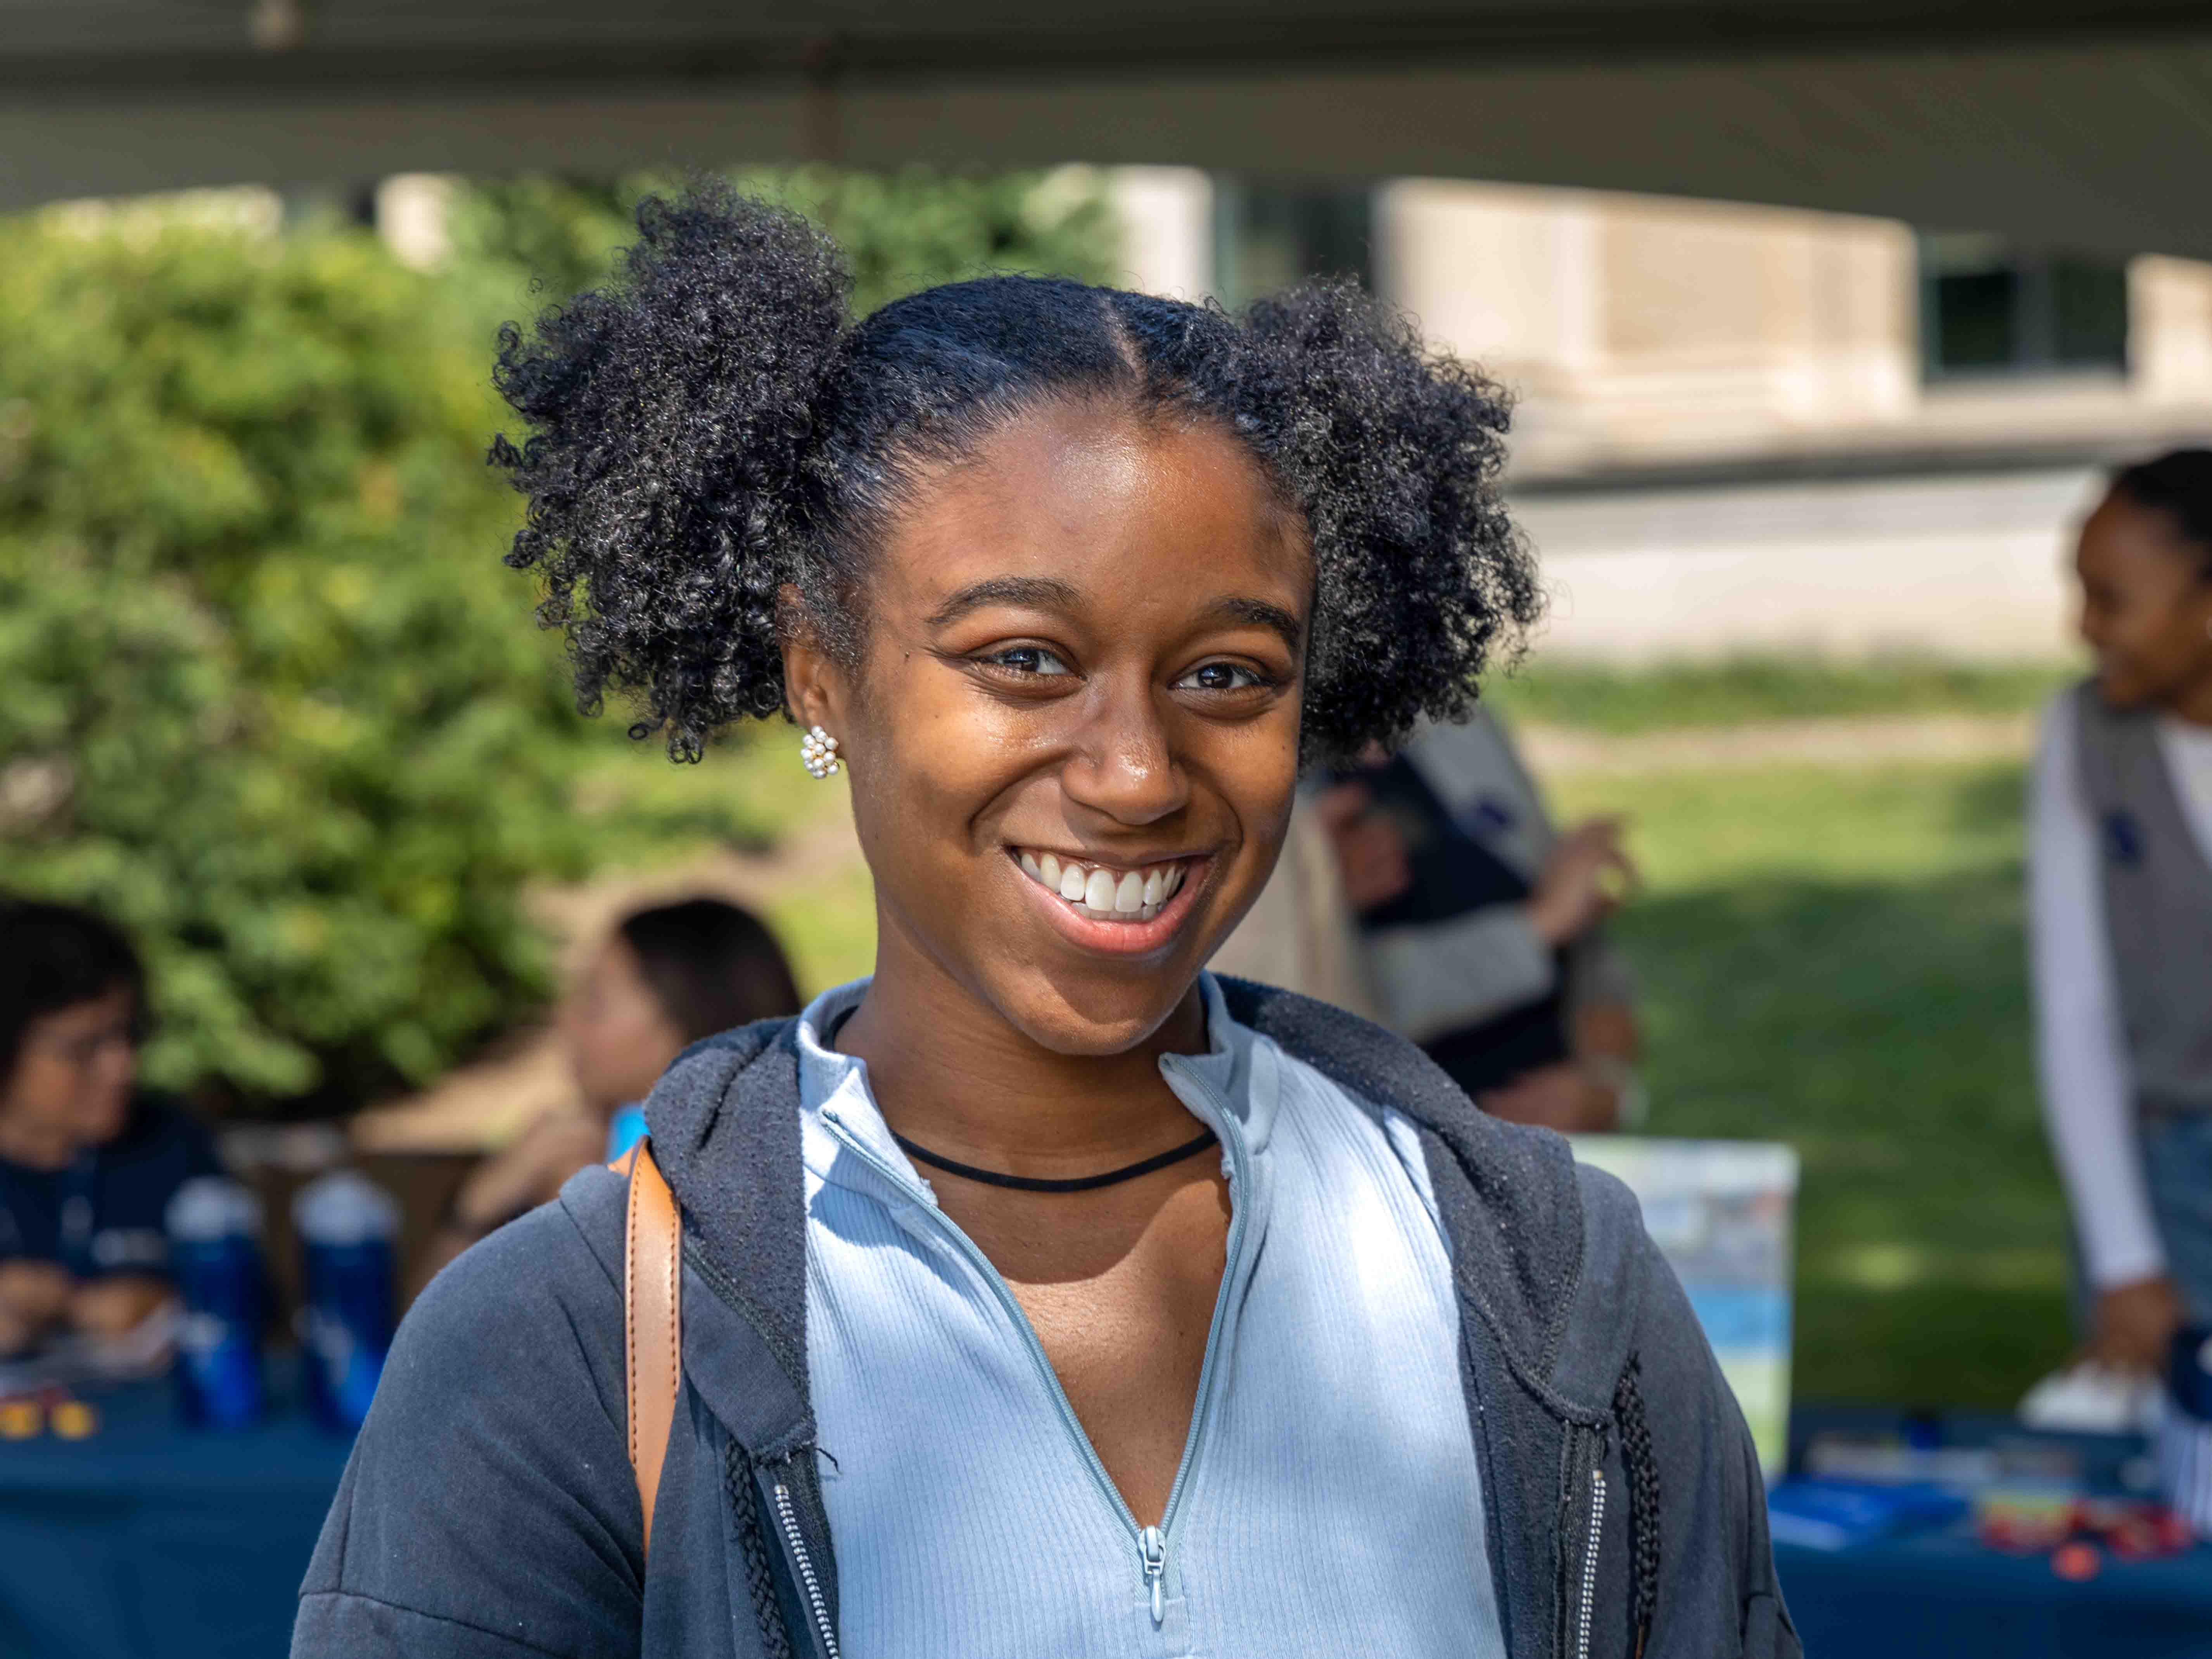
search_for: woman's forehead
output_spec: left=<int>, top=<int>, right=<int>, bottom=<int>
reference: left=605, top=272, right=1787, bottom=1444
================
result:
left=876, top=405, right=1311, bottom=624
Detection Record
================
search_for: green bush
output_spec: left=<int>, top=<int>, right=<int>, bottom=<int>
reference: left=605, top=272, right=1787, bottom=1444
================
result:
left=0, top=170, right=1120, bottom=1117
left=0, top=212, right=593, bottom=1113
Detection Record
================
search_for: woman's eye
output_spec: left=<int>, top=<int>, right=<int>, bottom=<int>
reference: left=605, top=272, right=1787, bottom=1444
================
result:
left=988, top=645, right=1074, bottom=676
left=1177, top=661, right=1268, bottom=692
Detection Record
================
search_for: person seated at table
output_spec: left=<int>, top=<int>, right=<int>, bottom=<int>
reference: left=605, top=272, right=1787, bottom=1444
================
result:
left=0, top=899, right=222, bottom=1356
left=2032, top=449, right=2212, bottom=1379
left=1318, top=711, right=1643, bottom=1133
left=420, top=897, right=801, bottom=1277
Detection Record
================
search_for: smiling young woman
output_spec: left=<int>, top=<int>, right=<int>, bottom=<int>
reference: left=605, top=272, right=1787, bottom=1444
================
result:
left=2032, top=451, right=2212, bottom=1386
left=293, top=186, right=1794, bottom=1659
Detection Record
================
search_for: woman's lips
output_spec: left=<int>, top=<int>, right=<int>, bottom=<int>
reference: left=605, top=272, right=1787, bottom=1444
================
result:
left=1014, top=849, right=1188, bottom=921
left=1007, top=849, right=1211, bottom=957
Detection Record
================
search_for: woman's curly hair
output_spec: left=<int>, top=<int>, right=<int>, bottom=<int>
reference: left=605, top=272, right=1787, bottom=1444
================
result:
left=492, top=181, right=1540, bottom=762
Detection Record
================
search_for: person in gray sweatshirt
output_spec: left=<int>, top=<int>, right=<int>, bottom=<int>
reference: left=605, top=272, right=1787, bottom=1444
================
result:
left=293, top=183, right=1796, bottom=1659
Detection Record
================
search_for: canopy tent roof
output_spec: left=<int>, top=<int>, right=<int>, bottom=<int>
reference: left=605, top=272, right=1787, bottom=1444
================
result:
left=3, top=2, right=2211, bottom=255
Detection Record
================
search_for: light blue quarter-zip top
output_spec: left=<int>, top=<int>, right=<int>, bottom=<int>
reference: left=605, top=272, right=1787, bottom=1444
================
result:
left=796, top=974, right=1508, bottom=1659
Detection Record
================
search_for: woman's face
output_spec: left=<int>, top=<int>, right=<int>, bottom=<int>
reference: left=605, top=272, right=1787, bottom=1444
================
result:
left=560, top=938, right=687, bottom=1113
left=2076, top=491, right=2212, bottom=709
left=0, top=986, right=138, bottom=1153
left=788, top=400, right=1311, bottom=1056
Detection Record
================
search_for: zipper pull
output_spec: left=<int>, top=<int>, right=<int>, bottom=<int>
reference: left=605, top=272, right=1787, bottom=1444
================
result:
left=1138, top=1525, right=1166, bottom=1626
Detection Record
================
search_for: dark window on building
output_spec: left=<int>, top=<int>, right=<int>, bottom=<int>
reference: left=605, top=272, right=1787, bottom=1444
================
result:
left=1211, top=181, right=1373, bottom=310
left=1919, top=234, right=2129, bottom=379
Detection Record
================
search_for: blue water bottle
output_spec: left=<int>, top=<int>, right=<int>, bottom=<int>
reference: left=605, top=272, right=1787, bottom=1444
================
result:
left=293, top=1171, right=397, bottom=1433
left=165, top=1177, right=266, bottom=1429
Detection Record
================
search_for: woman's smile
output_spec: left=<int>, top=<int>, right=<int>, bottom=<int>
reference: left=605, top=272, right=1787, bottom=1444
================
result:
left=1008, top=849, right=1213, bottom=957
left=1016, top=849, right=1189, bottom=920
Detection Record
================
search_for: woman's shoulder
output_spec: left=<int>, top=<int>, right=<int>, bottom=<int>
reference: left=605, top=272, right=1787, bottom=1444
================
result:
left=301, top=1166, right=643, bottom=1652
left=359, top=1165, right=632, bottom=1512
left=399, top=1163, right=629, bottom=1402
left=2039, top=681, right=2090, bottom=746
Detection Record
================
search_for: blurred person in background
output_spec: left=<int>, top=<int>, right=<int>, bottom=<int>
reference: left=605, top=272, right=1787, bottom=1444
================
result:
left=1207, top=792, right=1381, bottom=1021
left=2031, top=449, right=2212, bottom=1389
left=420, top=898, right=799, bottom=1278
left=0, top=900, right=220, bottom=1355
left=1319, top=711, right=1642, bottom=1133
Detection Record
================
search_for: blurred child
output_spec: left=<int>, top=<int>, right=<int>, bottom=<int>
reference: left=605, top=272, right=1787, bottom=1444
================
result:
left=420, top=899, right=800, bottom=1277
left=0, top=900, right=221, bottom=1355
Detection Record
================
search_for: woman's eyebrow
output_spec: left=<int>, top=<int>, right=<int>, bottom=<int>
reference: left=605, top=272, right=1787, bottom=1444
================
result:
left=1208, top=596, right=1304, bottom=652
left=925, top=576, right=1080, bottom=629
left=926, top=579, right=1301, bottom=652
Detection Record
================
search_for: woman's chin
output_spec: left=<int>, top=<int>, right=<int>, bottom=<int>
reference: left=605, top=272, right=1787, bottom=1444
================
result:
left=985, top=964, right=1208, bottom=1060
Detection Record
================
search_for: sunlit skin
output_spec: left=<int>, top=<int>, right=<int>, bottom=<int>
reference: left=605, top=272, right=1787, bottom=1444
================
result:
left=781, top=399, right=1311, bottom=1524
left=2072, top=487, right=2212, bottom=1372
left=0, top=987, right=169, bottom=1351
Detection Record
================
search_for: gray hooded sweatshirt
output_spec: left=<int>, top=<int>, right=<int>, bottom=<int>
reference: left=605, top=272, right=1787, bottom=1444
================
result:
left=293, top=979, right=1798, bottom=1659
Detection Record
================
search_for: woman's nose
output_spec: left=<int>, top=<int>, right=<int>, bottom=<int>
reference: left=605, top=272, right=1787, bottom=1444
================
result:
left=1061, top=693, right=1189, bottom=826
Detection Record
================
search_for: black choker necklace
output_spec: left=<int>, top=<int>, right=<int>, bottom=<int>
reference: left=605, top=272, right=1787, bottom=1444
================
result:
left=889, top=1127, right=1218, bottom=1193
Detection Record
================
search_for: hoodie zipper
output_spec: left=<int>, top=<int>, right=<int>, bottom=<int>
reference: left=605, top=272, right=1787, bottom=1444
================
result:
left=769, top=1476, right=841, bottom=1659
left=1575, top=1467, right=1607, bottom=1659
left=823, top=1064, right=1249, bottom=1627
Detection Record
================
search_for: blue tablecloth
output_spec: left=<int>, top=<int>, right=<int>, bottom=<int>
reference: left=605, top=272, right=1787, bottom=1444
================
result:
left=1777, top=1407, right=2212, bottom=1657
left=1779, top=1528, right=2212, bottom=1658
left=0, top=1380, right=351, bottom=1659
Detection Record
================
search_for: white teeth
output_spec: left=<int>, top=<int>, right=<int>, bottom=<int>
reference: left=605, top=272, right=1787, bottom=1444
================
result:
left=1016, top=851, right=1191, bottom=919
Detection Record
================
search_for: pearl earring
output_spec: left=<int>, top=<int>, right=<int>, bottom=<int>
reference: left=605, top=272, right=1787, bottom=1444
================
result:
left=799, top=724, right=841, bottom=778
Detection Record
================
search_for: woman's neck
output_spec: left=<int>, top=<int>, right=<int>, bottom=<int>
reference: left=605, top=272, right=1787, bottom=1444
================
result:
left=836, top=938, right=1210, bottom=1173
left=0, top=1111, right=79, bottom=1172
left=2169, top=674, right=2212, bottom=728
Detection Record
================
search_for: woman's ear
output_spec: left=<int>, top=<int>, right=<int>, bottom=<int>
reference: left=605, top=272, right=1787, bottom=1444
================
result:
left=778, top=583, right=845, bottom=731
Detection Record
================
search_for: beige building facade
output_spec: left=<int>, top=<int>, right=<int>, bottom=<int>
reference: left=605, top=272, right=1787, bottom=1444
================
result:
left=1109, top=168, right=2212, bottom=662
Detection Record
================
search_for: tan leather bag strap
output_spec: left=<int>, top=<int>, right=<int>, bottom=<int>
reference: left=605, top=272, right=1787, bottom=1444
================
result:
left=614, top=1138, right=682, bottom=1556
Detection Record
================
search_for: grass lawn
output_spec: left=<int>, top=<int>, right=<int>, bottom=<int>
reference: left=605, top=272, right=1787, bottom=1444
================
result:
left=1489, top=654, right=2074, bottom=733
left=1552, top=757, right=2070, bottom=1409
